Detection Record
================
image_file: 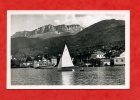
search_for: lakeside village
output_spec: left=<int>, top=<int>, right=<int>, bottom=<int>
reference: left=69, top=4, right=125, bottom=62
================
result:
left=11, top=46, right=125, bottom=68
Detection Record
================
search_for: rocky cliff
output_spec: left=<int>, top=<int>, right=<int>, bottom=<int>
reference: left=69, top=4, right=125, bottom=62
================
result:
left=12, top=24, right=84, bottom=39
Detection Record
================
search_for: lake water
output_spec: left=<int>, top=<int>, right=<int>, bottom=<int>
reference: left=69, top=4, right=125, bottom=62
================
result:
left=11, top=66, right=125, bottom=85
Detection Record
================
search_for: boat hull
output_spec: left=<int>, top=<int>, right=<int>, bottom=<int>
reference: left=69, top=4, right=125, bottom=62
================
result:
left=58, top=67, right=75, bottom=71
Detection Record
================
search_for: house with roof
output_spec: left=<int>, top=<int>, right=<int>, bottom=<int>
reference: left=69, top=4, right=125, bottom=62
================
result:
left=101, top=58, right=111, bottom=66
left=89, top=51, right=106, bottom=67
left=90, top=51, right=105, bottom=59
left=51, top=56, right=57, bottom=66
left=114, top=52, right=125, bottom=65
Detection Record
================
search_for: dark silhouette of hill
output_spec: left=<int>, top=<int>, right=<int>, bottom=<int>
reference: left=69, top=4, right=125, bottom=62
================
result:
left=11, top=19, right=125, bottom=58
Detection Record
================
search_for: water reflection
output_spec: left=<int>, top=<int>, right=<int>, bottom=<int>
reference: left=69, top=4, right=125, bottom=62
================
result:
left=11, top=66, right=125, bottom=85
left=61, top=71, right=74, bottom=85
left=96, top=67, right=106, bottom=84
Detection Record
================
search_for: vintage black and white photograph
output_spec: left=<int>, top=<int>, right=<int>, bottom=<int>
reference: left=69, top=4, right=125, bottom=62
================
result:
left=7, top=10, right=130, bottom=89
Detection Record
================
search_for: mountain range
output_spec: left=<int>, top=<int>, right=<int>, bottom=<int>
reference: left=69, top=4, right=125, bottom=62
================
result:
left=12, top=24, right=84, bottom=39
left=11, top=19, right=125, bottom=58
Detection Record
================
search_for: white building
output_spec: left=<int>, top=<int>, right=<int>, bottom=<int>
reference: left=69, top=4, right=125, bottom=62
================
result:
left=51, top=56, right=57, bottom=66
left=114, top=52, right=125, bottom=65
left=90, top=51, right=105, bottom=59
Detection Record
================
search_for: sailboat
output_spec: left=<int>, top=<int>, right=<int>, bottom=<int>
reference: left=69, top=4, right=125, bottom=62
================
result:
left=58, top=44, right=74, bottom=71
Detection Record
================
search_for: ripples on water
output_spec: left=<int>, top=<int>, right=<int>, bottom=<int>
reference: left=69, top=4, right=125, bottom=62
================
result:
left=11, top=66, right=125, bottom=85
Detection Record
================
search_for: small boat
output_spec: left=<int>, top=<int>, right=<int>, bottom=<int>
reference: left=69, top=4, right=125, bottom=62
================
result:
left=80, top=68, right=84, bottom=71
left=57, top=44, right=74, bottom=71
left=58, top=68, right=73, bottom=71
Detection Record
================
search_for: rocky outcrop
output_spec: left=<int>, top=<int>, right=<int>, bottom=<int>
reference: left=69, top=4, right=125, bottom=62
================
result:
left=12, top=24, right=84, bottom=39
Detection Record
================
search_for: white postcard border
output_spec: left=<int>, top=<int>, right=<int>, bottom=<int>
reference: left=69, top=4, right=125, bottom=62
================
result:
left=7, top=10, right=130, bottom=89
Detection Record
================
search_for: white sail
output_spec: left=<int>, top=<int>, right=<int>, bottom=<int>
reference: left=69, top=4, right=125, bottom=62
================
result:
left=58, top=44, right=74, bottom=68
left=58, top=57, right=62, bottom=68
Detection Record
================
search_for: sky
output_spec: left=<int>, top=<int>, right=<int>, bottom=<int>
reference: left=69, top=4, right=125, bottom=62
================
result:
left=11, top=14, right=125, bottom=35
